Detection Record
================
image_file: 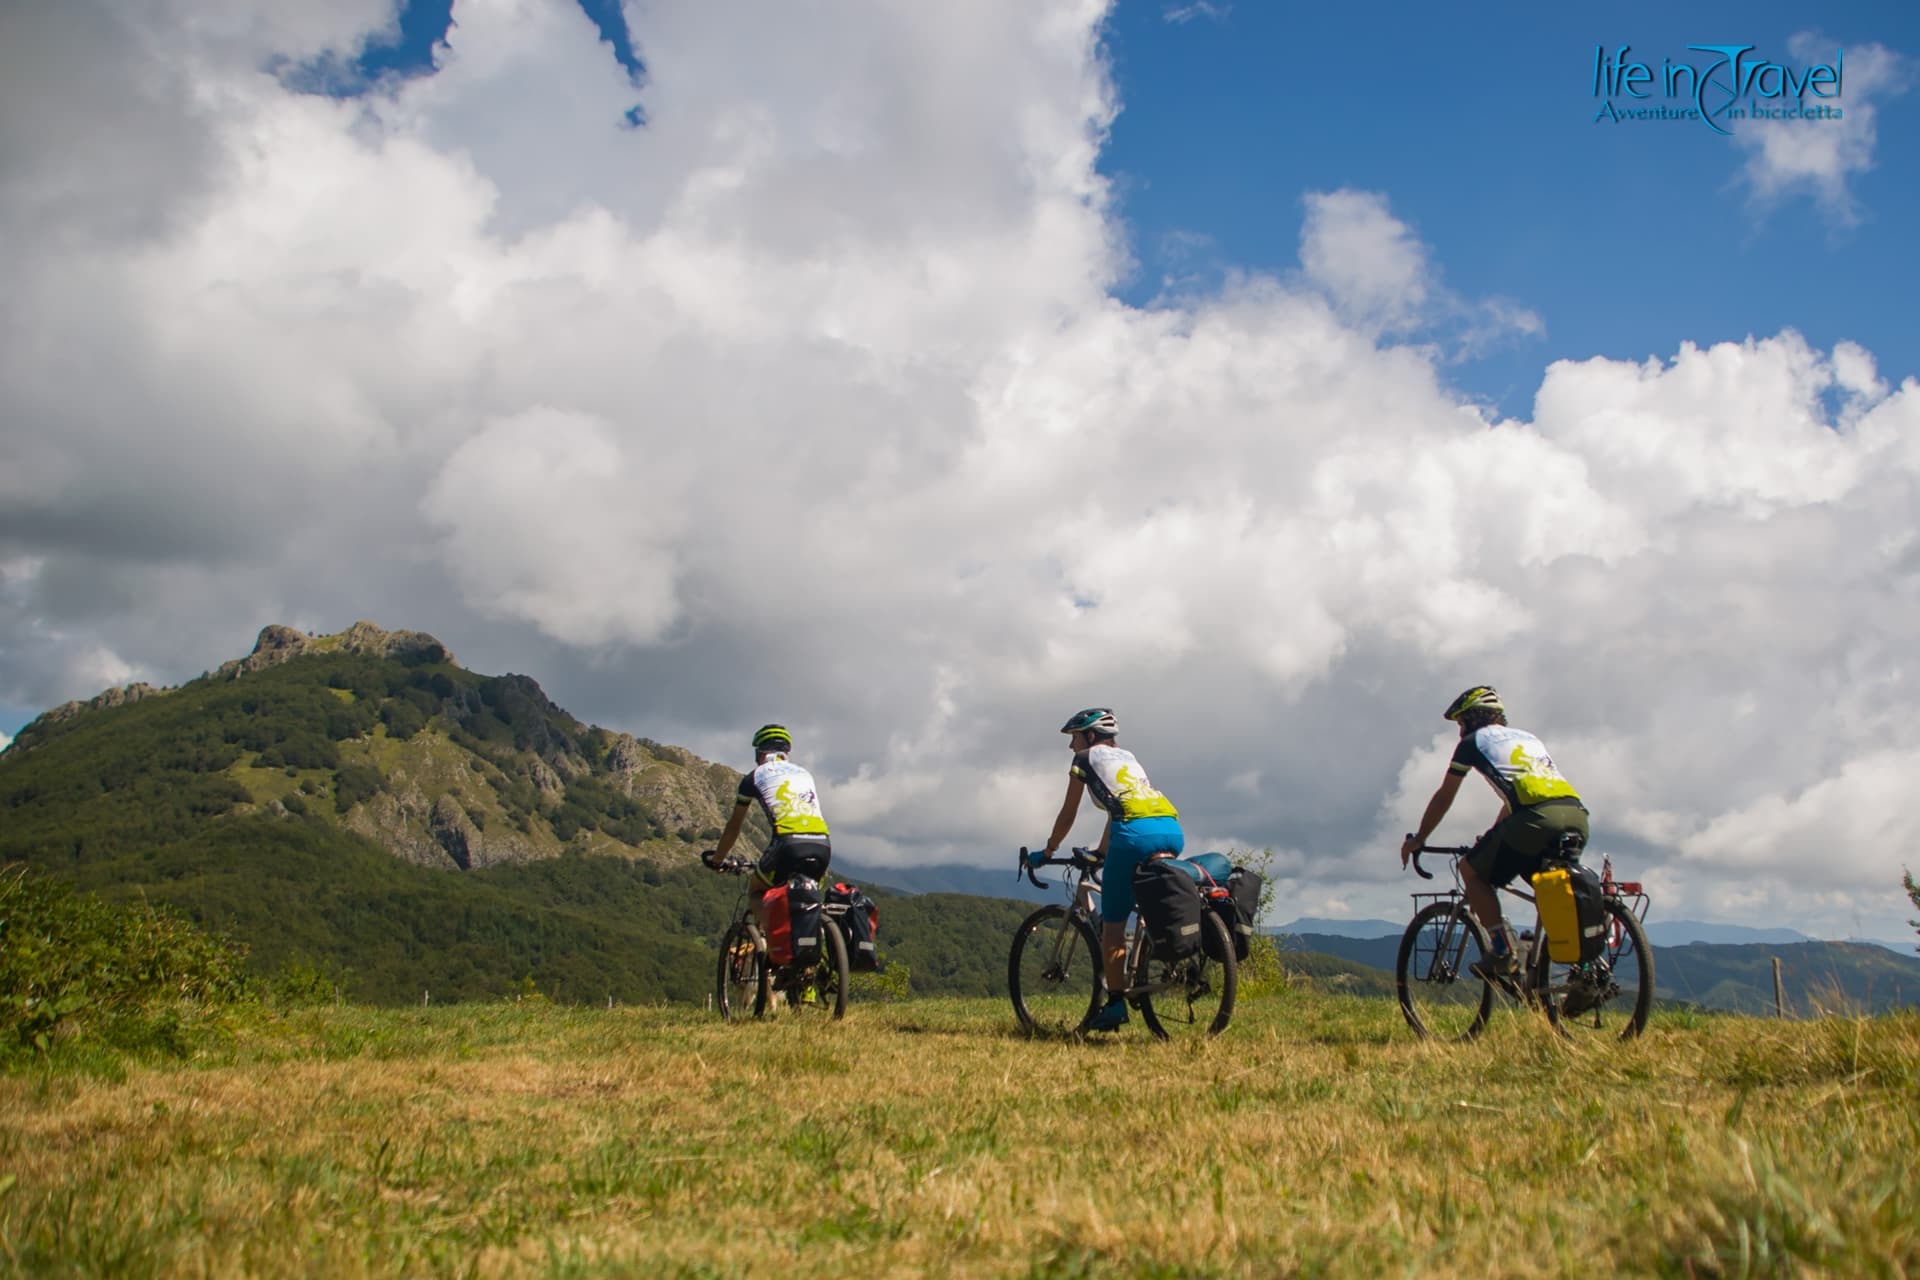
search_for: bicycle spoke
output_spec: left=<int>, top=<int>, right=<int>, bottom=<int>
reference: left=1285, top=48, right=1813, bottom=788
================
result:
left=1396, top=900, right=1494, bottom=1041
left=1539, top=898, right=1654, bottom=1044
left=1008, top=905, right=1102, bottom=1036
left=1137, top=914, right=1236, bottom=1040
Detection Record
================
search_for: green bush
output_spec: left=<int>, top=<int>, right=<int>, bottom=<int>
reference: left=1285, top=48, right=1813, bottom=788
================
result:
left=334, top=765, right=384, bottom=813
left=0, top=864, right=252, bottom=1058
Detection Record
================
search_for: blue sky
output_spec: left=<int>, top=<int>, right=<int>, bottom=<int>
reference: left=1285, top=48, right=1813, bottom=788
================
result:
left=315, top=0, right=1918, bottom=419
left=3, top=0, right=1918, bottom=939
left=1094, top=1, right=1919, bottom=414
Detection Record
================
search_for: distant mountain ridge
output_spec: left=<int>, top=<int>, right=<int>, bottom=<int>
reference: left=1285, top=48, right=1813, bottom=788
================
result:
left=1273, top=932, right=1920, bottom=1015
left=1273, top=914, right=1910, bottom=954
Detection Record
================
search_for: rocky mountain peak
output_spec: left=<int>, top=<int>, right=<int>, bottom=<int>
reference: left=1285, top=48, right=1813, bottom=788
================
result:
left=219, top=621, right=454, bottom=679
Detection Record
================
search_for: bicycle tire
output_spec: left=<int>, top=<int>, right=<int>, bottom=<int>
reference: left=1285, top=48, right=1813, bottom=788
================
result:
left=1008, top=904, right=1103, bottom=1036
left=1395, top=900, right=1495, bottom=1041
left=1136, top=912, right=1236, bottom=1040
left=716, top=920, right=769, bottom=1022
left=1538, top=897, right=1653, bottom=1042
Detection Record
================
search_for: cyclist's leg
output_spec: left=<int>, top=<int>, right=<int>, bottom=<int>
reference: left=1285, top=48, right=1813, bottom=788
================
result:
left=1102, top=817, right=1185, bottom=992
left=749, top=842, right=792, bottom=931
left=1099, top=845, right=1142, bottom=995
left=1462, top=824, right=1528, bottom=934
left=1462, top=825, right=1532, bottom=982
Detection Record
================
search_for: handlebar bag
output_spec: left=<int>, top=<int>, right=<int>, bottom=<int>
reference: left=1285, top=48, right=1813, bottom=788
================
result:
left=1134, top=857, right=1205, bottom=961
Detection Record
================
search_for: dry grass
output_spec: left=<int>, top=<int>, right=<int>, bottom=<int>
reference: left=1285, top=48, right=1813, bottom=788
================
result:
left=2, top=993, right=1915, bottom=1277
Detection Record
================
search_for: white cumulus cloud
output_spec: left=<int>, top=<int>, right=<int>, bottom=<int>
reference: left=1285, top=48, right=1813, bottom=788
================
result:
left=1735, top=34, right=1914, bottom=225
left=1, top=0, right=1917, bottom=940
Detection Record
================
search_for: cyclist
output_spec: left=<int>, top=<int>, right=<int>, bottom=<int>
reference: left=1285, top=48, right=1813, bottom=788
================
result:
left=1033, top=707, right=1184, bottom=1032
left=704, top=724, right=831, bottom=929
left=1399, top=686, right=1588, bottom=990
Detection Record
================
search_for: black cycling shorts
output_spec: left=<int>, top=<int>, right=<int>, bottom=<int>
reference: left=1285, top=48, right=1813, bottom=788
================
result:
left=754, top=836, right=831, bottom=889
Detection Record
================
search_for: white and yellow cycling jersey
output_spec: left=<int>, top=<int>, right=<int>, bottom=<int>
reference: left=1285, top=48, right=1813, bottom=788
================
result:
left=1070, top=744, right=1180, bottom=822
left=735, top=755, right=830, bottom=840
left=1448, top=725, right=1581, bottom=808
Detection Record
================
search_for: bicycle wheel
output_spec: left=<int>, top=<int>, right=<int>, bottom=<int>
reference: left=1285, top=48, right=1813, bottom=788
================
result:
left=774, top=917, right=848, bottom=1021
left=1395, top=900, right=1495, bottom=1041
left=1537, top=897, right=1653, bottom=1043
left=716, top=920, right=769, bottom=1022
left=1135, top=913, right=1236, bottom=1040
left=1008, top=904, right=1103, bottom=1036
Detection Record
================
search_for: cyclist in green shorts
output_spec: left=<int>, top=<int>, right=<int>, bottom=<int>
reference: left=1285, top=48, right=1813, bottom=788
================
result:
left=1400, top=686, right=1589, bottom=988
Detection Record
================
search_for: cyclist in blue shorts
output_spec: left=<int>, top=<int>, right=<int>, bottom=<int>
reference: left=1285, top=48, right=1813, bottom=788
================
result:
left=1034, top=708, right=1184, bottom=1031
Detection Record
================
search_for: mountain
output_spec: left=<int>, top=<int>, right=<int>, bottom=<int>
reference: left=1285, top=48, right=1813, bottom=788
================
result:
left=832, top=859, right=1059, bottom=905
left=1273, top=917, right=1402, bottom=939
left=1646, top=920, right=1811, bottom=947
left=1268, top=932, right=1920, bottom=1015
left=1272, top=915, right=1889, bottom=951
left=0, top=623, right=1030, bottom=1003
left=2, top=621, right=760, bottom=873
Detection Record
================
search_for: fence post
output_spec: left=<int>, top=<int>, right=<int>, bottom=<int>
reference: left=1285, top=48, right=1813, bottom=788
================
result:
left=1771, top=956, right=1787, bottom=1018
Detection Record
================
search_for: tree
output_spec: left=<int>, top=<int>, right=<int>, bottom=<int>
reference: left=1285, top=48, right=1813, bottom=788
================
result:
left=1906, top=868, right=1920, bottom=954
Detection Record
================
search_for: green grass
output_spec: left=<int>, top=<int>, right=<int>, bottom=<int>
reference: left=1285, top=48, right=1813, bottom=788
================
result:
left=3, top=994, right=1914, bottom=1277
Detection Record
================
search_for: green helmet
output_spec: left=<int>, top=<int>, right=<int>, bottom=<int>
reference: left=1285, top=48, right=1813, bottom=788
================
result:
left=1059, top=707, right=1117, bottom=737
left=751, top=723, right=792, bottom=751
left=1443, top=686, right=1503, bottom=722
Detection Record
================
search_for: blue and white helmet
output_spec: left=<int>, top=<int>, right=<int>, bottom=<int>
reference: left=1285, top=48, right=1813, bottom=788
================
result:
left=1059, top=707, right=1118, bottom=737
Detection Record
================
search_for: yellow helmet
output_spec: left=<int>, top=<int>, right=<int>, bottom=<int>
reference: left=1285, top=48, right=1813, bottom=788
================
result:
left=1443, top=686, right=1503, bottom=722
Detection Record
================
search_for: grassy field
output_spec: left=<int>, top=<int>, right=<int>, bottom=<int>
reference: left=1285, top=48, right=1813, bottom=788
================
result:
left=3, top=993, right=1915, bottom=1278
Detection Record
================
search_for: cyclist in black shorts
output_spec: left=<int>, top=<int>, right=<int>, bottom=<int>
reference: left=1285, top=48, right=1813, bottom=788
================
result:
left=704, top=724, right=832, bottom=926
left=1399, top=686, right=1589, bottom=987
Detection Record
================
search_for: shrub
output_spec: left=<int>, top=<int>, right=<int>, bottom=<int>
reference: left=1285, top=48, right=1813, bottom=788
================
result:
left=0, top=864, right=252, bottom=1057
left=334, top=765, right=384, bottom=814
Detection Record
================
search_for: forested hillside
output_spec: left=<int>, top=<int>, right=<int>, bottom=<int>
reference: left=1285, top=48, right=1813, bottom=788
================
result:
left=0, top=623, right=1029, bottom=1003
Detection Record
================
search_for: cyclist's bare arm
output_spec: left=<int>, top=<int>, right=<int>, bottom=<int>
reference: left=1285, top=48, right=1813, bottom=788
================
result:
left=709, top=801, right=749, bottom=864
left=1404, top=770, right=1464, bottom=864
left=1044, top=774, right=1086, bottom=854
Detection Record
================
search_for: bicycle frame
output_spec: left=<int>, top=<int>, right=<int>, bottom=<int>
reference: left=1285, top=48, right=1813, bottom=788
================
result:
left=1408, top=846, right=1650, bottom=994
left=1019, top=848, right=1199, bottom=1001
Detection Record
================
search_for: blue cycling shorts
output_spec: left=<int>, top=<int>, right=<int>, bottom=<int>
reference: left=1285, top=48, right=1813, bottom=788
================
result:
left=1101, top=816, right=1186, bottom=924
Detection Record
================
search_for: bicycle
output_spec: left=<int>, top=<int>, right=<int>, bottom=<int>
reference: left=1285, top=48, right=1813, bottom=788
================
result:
left=1006, top=846, right=1236, bottom=1039
left=712, top=856, right=849, bottom=1021
left=1395, top=837, right=1654, bottom=1044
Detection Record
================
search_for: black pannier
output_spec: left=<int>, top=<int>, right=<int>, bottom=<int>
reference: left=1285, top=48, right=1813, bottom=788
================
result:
left=783, top=875, right=823, bottom=966
left=1203, top=866, right=1261, bottom=963
left=1133, top=857, right=1205, bottom=961
left=827, top=881, right=881, bottom=972
left=1567, top=862, right=1609, bottom=964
